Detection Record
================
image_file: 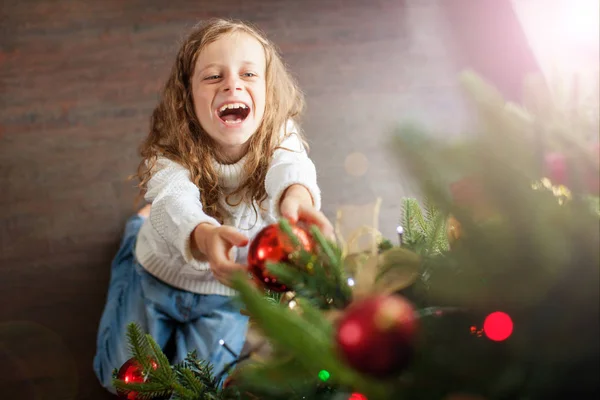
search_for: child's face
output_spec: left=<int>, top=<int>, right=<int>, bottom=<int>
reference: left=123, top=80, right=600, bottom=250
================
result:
left=192, top=32, right=267, bottom=161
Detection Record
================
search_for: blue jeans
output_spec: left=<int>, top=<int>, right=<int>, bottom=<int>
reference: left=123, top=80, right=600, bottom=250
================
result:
left=93, top=215, right=249, bottom=394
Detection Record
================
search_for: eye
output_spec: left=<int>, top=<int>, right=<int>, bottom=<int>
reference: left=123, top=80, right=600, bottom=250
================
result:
left=204, top=75, right=221, bottom=81
left=242, top=72, right=256, bottom=78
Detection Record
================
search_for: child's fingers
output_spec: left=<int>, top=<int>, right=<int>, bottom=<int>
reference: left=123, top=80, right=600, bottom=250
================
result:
left=219, top=226, right=249, bottom=247
left=211, top=246, right=246, bottom=273
left=218, top=260, right=248, bottom=275
left=297, top=204, right=335, bottom=239
left=212, top=271, right=229, bottom=287
left=211, top=260, right=248, bottom=287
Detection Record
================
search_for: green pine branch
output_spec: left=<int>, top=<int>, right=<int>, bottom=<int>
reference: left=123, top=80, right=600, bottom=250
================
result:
left=112, top=381, right=173, bottom=400
left=125, top=321, right=153, bottom=373
left=114, top=324, right=235, bottom=400
left=401, top=197, right=449, bottom=256
left=265, top=219, right=352, bottom=310
left=231, top=274, right=390, bottom=400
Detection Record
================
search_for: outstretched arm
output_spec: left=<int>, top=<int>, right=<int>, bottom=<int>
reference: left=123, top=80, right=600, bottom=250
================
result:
left=265, top=120, right=333, bottom=236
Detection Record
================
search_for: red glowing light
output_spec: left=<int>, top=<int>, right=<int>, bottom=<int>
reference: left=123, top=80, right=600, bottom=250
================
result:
left=483, top=311, right=513, bottom=341
left=349, top=393, right=367, bottom=400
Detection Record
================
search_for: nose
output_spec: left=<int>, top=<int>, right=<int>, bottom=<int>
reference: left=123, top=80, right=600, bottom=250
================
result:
left=222, top=74, right=242, bottom=92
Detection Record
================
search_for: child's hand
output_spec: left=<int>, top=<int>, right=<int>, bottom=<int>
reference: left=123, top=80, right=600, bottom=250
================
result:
left=192, top=224, right=249, bottom=287
left=280, top=184, right=334, bottom=239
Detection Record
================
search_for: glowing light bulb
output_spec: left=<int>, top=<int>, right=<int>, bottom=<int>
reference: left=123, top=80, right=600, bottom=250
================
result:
left=318, top=370, right=330, bottom=381
left=484, top=311, right=513, bottom=341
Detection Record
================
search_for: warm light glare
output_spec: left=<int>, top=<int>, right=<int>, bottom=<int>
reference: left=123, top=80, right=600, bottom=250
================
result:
left=484, top=311, right=513, bottom=341
left=562, top=0, right=600, bottom=45
left=513, top=0, right=600, bottom=88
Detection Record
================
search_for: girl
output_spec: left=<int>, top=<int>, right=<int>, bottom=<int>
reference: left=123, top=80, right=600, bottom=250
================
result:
left=93, top=18, right=332, bottom=393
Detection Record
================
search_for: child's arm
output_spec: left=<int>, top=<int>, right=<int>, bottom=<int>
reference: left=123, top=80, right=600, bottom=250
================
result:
left=265, top=120, right=333, bottom=236
left=279, top=183, right=334, bottom=237
left=143, top=157, right=222, bottom=265
left=143, top=157, right=248, bottom=286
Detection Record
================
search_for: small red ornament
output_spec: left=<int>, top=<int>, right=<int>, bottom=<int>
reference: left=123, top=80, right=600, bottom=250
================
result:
left=335, top=295, right=417, bottom=378
left=115, top=358, right=170, bottom=400
left=247, top=222, right=313, bottom=292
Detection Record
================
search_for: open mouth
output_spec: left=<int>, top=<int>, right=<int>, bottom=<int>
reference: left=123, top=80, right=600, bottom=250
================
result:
left=216, top=102, right=251, bottom=125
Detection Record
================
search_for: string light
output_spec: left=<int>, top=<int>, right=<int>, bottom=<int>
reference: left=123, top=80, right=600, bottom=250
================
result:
left=396, top=225, right=404, bottom=246
left=347, top=277, right=355, bottom=287
left=484, top=311, right=513, bottom=341
left=470, top=325, right=484, bottom=337
left=219, top=339, right=238, bottom=358
left=318, top=370, right=330, bottom=381
left=214, top=339, right=255, bottom=384
left=350, top=393, right=367, bottom=400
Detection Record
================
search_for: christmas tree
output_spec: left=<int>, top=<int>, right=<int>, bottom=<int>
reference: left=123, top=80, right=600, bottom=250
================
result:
left=114, top=71, right=600, bottom=400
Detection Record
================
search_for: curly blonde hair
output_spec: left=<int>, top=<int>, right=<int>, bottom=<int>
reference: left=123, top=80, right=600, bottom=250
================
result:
left=135, top=18, right=306, bottom=223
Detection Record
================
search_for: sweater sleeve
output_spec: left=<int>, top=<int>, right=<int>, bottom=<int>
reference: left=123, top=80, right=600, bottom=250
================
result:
left=265, top=120, right=322, bottom=218
left=144, top=157, right=220, bottom=264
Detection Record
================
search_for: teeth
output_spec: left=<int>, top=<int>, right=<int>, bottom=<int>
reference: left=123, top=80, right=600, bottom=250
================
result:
left=218, top=103, right=248, bottom=113
left=224, top=118, right=243, bottom=125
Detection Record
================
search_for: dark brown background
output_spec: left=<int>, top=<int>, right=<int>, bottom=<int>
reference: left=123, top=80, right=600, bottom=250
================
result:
left=0, top=1, right=538, bottom=399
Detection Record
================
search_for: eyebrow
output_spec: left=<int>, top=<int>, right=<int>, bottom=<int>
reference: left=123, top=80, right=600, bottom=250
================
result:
left=197, top=61, right=259, bottom=74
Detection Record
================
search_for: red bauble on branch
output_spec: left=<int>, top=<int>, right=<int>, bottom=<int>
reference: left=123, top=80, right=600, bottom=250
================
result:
left=335, top=295, right=418, bottom=378
left=247, top=222, right=314, bottom=292
left=115, top=357, right=170, bottom=400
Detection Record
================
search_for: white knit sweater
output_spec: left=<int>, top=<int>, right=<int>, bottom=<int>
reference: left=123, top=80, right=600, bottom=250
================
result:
left=134, top=121, right=321, bottom=296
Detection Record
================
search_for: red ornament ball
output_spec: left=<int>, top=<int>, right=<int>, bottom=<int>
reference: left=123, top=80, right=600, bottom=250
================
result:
left=115, top=358, right=170, bottom=400
left=247, top=222, right=313, bottom=292
left=335, top=295, right=417, bottom=378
